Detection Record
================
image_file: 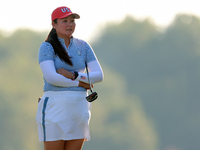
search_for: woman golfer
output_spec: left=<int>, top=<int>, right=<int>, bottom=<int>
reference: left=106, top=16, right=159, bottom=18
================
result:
left=36, top=6, right=103, bottom=150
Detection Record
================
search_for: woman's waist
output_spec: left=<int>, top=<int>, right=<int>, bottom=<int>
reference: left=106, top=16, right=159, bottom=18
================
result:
left=43, top=91, right=87, bottom=98
left=43, top=83, right=87, bottom=92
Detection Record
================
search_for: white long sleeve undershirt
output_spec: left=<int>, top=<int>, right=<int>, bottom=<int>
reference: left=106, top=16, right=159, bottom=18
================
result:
left=39, top=60, right=103, bottom=87
left=76, top=60, right=103, bottom=84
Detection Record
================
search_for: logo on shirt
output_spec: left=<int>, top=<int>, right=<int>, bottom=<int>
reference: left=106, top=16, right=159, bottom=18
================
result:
left=77, top=49, right=81, bottom=55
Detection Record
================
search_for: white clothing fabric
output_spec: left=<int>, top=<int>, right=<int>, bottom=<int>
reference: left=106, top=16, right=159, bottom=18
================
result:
left=39, top=60, right=103, bottom=87
left=76, top=60, right=103, bottom=84
left=36, top=91, right=91, bottom=142
left=39, top=60, right=79, bottom=87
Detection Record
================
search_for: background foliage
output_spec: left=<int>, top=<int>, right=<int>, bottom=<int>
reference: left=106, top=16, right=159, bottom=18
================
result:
left=0, top=13, right=200, bottom=150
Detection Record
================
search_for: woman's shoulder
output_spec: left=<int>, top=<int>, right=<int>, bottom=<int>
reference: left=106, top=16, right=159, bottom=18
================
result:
left=39, top=41, right=55, bottom=55
left=39, top=42, right=54, bottom=51
left=73, top=37, right=92, bottom=50
left=40, top=41, right=53, bottom=48
left=73, top=37, right=89, bottom=46
left=38, top=42, right=55, bottom=63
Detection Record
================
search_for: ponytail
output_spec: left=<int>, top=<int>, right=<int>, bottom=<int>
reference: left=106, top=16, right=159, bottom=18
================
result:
left=45, top=22, right=73, bottom=66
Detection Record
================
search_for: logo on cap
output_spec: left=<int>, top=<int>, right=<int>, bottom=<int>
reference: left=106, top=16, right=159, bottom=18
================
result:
left=61, top=7, right=71, bottom=13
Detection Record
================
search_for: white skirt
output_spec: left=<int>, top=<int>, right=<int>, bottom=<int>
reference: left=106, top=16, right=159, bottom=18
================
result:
left=36, top=91, right=91, bottom=142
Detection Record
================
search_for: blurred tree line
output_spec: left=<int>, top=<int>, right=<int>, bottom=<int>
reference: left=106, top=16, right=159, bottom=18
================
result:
left=0, top=13, right=200, bottom=150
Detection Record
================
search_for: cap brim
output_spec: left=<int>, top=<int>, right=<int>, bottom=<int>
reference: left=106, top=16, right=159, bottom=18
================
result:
left=72, top=13, right=80, bottom=19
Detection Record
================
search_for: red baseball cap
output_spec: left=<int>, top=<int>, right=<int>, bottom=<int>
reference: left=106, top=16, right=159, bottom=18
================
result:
left=51, top=6, right=80, bottom=21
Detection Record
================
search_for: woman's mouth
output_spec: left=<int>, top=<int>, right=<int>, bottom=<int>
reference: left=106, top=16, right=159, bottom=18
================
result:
left=66, top=29, right=72, bottom=31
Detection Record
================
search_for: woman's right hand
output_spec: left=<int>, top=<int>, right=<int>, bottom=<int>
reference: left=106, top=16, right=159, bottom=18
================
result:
left=78, top=81, right=93, bottom=90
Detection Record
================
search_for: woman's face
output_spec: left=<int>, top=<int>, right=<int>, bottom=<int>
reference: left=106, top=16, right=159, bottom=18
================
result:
left=53, top=15, right=76, bottom=38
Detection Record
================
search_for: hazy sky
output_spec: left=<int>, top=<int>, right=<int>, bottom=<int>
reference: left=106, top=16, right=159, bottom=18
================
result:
left=1, top=0, right=200, bottom=40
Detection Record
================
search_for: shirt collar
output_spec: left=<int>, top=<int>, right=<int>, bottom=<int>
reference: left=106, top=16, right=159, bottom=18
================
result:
left=57, top=36, right=74, bottom=46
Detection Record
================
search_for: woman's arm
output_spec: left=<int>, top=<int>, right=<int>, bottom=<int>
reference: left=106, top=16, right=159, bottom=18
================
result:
left=57, top=60, right=103, bottom=84
left=40, top=60, right=79, bottom=87
left=77, top=60, right=103, bottom=84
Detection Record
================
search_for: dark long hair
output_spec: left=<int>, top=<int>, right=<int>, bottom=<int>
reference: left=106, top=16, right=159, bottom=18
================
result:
left=45, top=20, right=73, bottom=66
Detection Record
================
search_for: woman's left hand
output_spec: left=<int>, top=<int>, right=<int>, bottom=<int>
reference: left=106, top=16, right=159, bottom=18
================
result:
left=57, top=68, right=72, bottom=79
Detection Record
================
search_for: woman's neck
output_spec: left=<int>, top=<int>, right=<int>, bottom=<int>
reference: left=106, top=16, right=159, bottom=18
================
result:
left=58, top=35, right=71, bottom=48
left=65, top=38, right=70, bottom=48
